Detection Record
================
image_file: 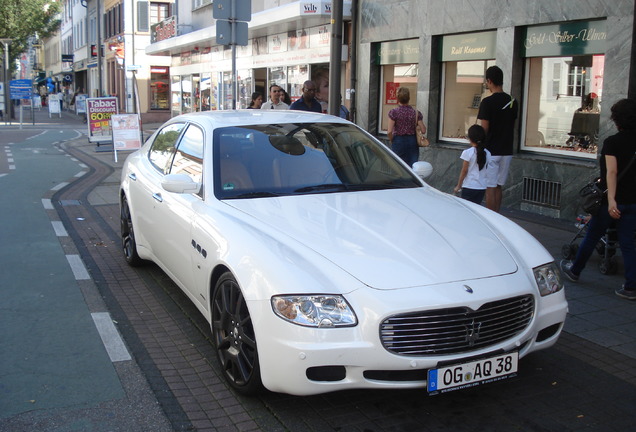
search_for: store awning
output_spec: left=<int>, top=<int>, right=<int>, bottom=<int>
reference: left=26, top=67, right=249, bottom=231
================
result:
left=146, top=0, right=352, bottom=57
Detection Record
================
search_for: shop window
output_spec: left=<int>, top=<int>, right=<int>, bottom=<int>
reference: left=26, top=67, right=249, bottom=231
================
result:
left=182, top=76, right=193, bottom=113
left=150, top=67, right=169, bottom=110
left=522, top=55, right=603, bottom=158
left=200, top=73, right=219, bottom=111
left=379, top=64, right=418, bottom=133
left=440, top=60, right=494, bottom=141
left=171, top=75, right=181, bottom=117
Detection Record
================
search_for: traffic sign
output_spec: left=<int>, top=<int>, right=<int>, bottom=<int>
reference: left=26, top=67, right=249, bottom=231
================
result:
left=213, top=0, right=251, bottom=21
left=10, top=79, right=32, bottom=100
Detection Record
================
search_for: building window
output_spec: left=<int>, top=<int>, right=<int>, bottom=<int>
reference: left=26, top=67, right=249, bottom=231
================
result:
left=150, top=2, right=171, bottom=26
left=379, top=64, right=419, bottom=133
left=150, top=67, right=170, bottom=110
left=193, top=0, right=212, bottom=9
left=376, top=39, right=420, bottom=134
left=522, top=55, right=603, bottom=158
left=438, top=31, right=497, bottom=142
left=521, top=20, right=606, bottom=158
left=440, top=60, right=494, bottom=140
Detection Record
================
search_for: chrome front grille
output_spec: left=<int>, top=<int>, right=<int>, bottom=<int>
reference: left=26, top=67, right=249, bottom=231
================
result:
left=380, top=295, right=534, bottom=356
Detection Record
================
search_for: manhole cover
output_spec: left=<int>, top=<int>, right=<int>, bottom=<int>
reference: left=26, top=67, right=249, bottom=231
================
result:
left=59, top=200, right=82, bottom=206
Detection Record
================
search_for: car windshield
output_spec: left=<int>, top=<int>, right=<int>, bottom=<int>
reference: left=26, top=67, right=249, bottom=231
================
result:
left=213, top=123, right=421, bottom=199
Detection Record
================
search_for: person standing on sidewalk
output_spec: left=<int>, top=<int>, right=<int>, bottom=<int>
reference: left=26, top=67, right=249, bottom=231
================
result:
left=478, top=66, right=517, bottom=213
left=261, top=84, right=289, bottom=110
left=561, top=98, right=636, bottom=301
left=387, top=87, right=426, bottom=167
left=289, top=81, right=322, bottom=113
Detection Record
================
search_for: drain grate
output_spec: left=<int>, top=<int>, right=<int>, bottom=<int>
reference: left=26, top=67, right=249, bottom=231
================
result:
left=59, top=200, right=82, bottom=206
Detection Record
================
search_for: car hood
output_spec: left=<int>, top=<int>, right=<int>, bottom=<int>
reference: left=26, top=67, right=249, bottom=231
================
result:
left=225, top=188, right=518, bottom=290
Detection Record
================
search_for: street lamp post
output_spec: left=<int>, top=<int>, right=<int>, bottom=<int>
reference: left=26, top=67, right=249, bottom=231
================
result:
left=0, top=38, right=11, bottom=123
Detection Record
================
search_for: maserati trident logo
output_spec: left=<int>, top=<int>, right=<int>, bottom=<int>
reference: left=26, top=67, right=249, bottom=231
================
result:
left=463, top=284, right=474, bottom=293
left=464, top=319, right=482, bottom=346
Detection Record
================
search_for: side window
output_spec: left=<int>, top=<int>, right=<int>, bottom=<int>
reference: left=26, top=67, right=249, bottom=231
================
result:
left=148, top=123, right=186, bottom=173
left=170, top=124, right=204, bottom=194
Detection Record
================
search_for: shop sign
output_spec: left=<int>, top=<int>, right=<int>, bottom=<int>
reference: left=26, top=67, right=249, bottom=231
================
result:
left=151, top=16, right=177, bottom=44
left=378, top=39, right=419, bottom=65
left=86, top=97, right=118, bottom=144
left=440, top=31, right=497, bottom=62
left=523, top=20, right=606, bottom=57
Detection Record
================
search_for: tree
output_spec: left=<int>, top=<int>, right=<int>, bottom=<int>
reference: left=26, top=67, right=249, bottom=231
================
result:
left=0, top=0, right=61, bottom=67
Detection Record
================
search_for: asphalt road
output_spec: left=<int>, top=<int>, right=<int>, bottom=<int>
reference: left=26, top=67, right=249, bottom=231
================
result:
left=1, top=111, right=634, bottom=431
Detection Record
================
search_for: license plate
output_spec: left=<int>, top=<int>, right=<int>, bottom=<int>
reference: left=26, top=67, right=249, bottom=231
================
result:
left=427, top=351, right=518, bottom=394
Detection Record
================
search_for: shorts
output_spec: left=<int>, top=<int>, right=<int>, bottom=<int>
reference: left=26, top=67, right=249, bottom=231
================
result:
left=486, top=155, right=512, bottom=188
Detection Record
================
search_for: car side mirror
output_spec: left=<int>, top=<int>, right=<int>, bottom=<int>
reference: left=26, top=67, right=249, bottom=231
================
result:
left=412, top=161, right=433, bottom=179
left=161, top=173, right=201, bottom=194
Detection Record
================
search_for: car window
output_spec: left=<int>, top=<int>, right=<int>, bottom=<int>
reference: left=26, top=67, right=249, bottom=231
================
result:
left=214, top=123, right=421, bottom=200
left=170, top=124, right=204, bottom=197
left=148, top=123, right=186, bottom=174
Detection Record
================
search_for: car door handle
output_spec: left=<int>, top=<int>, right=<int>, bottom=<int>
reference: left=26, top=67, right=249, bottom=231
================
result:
left=152, top=193, right=163, bottom=203
left=128, top=172, right=137, bottom=181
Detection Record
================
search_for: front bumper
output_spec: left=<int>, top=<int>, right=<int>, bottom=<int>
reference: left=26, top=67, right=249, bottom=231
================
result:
left=249, top=275, right=567, bottom=396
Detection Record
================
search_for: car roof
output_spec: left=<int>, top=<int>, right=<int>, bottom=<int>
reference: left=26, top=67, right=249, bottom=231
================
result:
left=170, top=110, right=349, bottom=129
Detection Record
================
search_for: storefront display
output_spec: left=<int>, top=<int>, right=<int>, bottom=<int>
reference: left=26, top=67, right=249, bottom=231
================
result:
left=439, top=31, right=496, bottom=142
left=150, top=67, right=170, bottom=110
left=377, top=39, right=419, bottom=133
left=522, top=20, right=606, bottom=158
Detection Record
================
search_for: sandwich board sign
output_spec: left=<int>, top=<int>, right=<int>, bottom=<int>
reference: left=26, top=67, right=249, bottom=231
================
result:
left=87, top=97, right=118, bottom=145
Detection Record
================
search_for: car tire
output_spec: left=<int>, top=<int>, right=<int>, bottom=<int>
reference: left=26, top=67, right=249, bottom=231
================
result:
left=120, top=196, right=144, bottom=267
left=211, top=272, right=262, bottom=395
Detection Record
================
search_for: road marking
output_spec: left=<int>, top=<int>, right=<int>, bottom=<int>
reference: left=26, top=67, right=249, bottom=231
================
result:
left=51, top=221, right=68, bottom=237
left=74, top=171, right=87, bottom=178
left=42, top=199, right=54, bottom=210
left=51, top=182, right=69, bottom=191
left=91, top=312, right=132, bottom=362
left=66, top=254, right=90, bottom=280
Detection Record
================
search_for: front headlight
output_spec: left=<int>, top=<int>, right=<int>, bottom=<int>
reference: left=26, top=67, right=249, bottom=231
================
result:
left=534, top=263, right=564, bottom=296
left=271, top=295, right=358, bottom=328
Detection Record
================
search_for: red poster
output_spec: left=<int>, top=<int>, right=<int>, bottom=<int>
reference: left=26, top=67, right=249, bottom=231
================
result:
left=386, top=82, right=400, bottom=104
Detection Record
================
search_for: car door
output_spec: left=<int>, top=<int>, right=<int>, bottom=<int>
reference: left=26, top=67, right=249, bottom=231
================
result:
left=127, top=122, right=186, bottom=254
left=150, top=123, right=205, bottom=303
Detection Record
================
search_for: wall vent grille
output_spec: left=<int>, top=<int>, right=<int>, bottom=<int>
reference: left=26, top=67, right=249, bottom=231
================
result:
left=522, top=177, right=562, bottom=208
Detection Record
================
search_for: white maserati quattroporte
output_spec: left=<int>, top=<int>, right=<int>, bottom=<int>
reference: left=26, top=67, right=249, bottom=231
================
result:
left=120, top=110, right=567, bottom=396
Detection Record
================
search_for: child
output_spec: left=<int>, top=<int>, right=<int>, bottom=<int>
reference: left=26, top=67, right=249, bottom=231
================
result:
left=453, top=124, right=490, bottom=204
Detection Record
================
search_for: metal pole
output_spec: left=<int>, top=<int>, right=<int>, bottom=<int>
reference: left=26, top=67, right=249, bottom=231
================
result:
left=96, top=0, right=103, bottom=96
left=231, top=0, right=237, bottom=110
left=328, top=0, right=343, bottom=117
left=1, top=39, right=12, bottom=124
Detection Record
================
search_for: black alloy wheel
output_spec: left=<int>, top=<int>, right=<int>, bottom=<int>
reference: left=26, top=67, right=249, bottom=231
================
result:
left=211, top=272, right=262, bottom=395
left=120, top=196, right=143, bottom=267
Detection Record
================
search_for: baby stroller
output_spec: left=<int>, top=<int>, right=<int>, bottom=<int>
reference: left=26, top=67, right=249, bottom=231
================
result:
left=561, top=214, right=618, bottom=275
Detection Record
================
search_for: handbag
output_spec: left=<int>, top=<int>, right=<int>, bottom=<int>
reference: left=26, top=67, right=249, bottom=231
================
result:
left=579, top=179, right=605, bottom=215
left=579, top=151, right=636, bottom=214
left=414, top=110, right=429, bottom=147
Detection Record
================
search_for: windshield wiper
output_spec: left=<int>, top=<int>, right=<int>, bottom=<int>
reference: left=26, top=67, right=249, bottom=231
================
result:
left=230, top=191, right=282, bottom=199
left=293, top=183, right=348, bottom=193
left=346, top=181, right=417, bottom=191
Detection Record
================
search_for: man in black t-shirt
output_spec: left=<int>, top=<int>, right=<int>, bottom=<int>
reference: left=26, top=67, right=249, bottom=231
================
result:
left=477, top=66, right=518, bottom=212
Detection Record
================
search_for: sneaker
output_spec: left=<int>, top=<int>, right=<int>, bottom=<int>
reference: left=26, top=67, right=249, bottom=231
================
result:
left=560, top=260, right=579, bottom=282
left=615, top=286, right=636, bottom=300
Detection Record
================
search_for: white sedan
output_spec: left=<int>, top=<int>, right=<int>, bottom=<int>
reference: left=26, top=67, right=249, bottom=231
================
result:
left=120, top=110, right=567, bottom=396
